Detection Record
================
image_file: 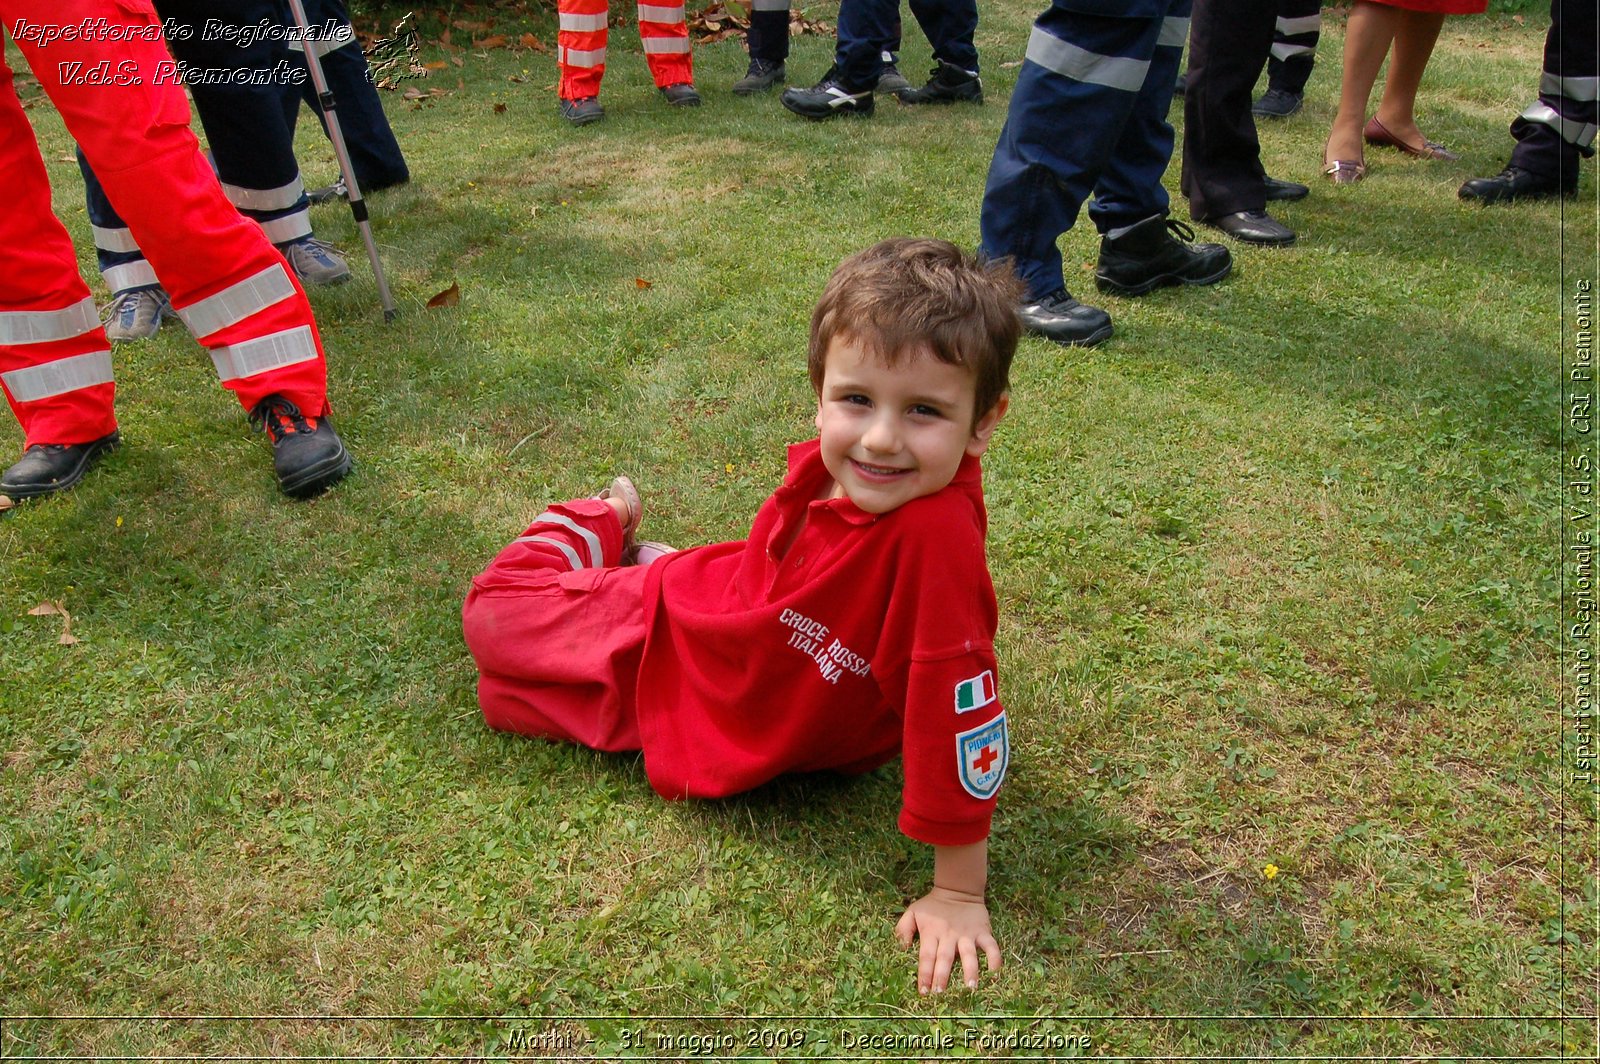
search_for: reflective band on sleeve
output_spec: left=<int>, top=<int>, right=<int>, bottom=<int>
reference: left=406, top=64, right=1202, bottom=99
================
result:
left=560, top=12, right=608, bottom=31
left=1156, top=17, right=1188, bottom=49
left=1275, top=14, right=1321, bottom=36
left=638, top=4, right=685, bottom=23
left=256, top=211, right=313, bottom=245
left=103, top=261, right=159, bottom=294
left=175, top=264, right=297, bottom=339
left=92, top=225, right=141, bottom=254
left=287, top=22, right=356, bottom=56
left=558, top=44, right=607, bottom=68
left=1, top=348, right=113, bottom=402
left=529, top=511, right=604, bottom=568
left=1025, top=26, right=1148, bottom=92
left=208, top=325, right=319, bottom=382
left=1542, top=72, right=1600, bottom=103
left=1521, top=101, right=1599, bottom=148
left=1271, top=42, right=1315, bottom=61
left=0, top=297, right=99, bottom=345
left=641, top=36, right=690, bottom=54
left=512, top=534, right=585, bottom=571
left=221, top=176, right=305, bottom=212
left=751, top=0, right=789, bottom=9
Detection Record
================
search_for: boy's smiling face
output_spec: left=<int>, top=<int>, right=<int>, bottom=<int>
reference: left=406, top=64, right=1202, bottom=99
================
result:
left=814, top=334, right=1006, bottom=515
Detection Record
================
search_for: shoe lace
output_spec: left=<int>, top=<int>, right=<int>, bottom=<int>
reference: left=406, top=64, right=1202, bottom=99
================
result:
left=1164, top=219, right=1199, bottom=242
left=250, top=396, right=317, bottom=442
left=1039, top=288, right=1080, bottom=311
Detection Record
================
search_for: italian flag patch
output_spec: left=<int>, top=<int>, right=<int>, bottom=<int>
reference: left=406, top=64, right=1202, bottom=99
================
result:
left=954, top=670, right=996, bottom=714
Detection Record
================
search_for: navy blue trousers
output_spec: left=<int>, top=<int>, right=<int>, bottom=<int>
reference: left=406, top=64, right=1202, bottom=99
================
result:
left=1509, top=0, right=1598, bottom=182
left=979, top=0, right=1189, bottom=300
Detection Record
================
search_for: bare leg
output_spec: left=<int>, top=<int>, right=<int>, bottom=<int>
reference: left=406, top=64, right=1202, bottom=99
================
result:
left=1372, top=10, right=1447, bottom=146
left=1326, top=0, right=1401, bottom=165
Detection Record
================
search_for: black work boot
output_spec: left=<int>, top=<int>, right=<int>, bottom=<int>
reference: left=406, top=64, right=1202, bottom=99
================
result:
left=732, top=58, right=785, bottom=95
left=0, top=431, right=120, bottom=502
left=1095, top=215, right=1233, bottom=297
left=1458, top=165, right=1574, bottom=205
left=249, top=395, right=352, bottom=499
left=898, top=60, right=983, bottom=105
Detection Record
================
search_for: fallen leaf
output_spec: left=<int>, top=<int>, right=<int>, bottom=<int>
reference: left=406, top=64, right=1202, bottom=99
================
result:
left=424, top=60, right=448, bottom=70
left=0, top=494, right=14, bottom=511
left=493, top=102, right=508, bottom=113
left=1512, top=13, right=1524, bottom=23
left=28, top=602, right=62, bottom=616
left=507, top=74, right=526, bottom=83
left=634, top=278, right=653, bottom=289
left=520, top=33, right=546, bottom=52
left=59, top=632, right=79, bottom=646
left=453, top=19, right=490, bottom=31
left=474, top=34, right=509, bottom=49
left=427, top=282, right=461, bottom=308
left=451, top=56, right=464, bottom=67
left=403, top=86, right=429, bottom=100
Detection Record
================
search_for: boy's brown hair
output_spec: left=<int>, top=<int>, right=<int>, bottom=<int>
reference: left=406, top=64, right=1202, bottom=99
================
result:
left=808, top=238, right=1024, bottom=425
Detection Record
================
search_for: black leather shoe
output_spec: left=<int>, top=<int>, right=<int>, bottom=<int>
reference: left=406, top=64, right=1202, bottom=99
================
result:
left=1263, top=175, right=1310, bottom=202
left=781, top=72, right=874, bottom=119
left=1459, top=165, right=1572, bottom=205
left=1, top=431, right=119, bottom=501
left=1252, top=88, right=1303, bottom=118
left=250, top=395, right=352, bottom=498
left=1019, top=289, right=1113, bottom=347
left=1205, top=209, right=1296, bottom=247
left=732, top=59, right=785, bottom=95
left=1096, top=215, right=1232, bottom=296
left=559, top=96, right=604, bottom=126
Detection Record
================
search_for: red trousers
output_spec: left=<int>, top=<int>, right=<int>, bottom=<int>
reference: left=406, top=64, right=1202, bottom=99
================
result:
left=557, top=0, right=693, bottom=100
left=0, top=0, right=329, bottom=448
left=462, top=498, right=650, bottom=752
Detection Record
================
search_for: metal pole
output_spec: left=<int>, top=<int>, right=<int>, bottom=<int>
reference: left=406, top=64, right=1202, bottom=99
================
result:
left=285, top=0, right=398, bottom=322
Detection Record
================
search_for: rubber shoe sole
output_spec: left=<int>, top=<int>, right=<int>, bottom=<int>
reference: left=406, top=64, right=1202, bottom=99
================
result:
left=1095, top=257, right=1232, bottom=297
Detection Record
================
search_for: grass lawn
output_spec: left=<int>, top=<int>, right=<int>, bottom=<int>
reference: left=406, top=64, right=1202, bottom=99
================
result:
left=2, top=2, right=1595, bottom=1057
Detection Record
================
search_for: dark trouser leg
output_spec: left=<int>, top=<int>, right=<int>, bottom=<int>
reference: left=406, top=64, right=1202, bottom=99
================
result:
left=1092, top=0, right=1191, bottom=233
left=907, top=0, right=979, bottom=72
left=979, top=3, right=1167, bottom=300
left=1509, top=0, right=1597, bottom=184
left=747, top=0, right=791, bottom=64
left=835, top=0, right=895, bottom=90
left=1265, top=0, right=1319, bottom=94
left=1179, top=0, right=1274, bottom=221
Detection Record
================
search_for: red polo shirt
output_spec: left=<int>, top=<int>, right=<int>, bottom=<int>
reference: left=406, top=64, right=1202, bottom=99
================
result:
left=637, top=440, right=1008, bottom=846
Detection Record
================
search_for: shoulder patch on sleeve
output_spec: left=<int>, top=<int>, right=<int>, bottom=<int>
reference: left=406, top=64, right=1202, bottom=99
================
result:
left=954, top=669, right=996, bottom=713
left=956, top=711, right=1008, bottom=799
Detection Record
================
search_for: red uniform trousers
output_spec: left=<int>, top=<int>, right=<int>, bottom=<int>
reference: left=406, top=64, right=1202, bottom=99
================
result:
left=0, top=0, right=330, bottom=449
left=462, top=498, right=651, bottom=753
left=557, top=0, right=693, bottom=100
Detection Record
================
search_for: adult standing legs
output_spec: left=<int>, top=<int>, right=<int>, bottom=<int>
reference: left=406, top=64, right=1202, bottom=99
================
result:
left=1180, top=0, right=1297, bottom=245
left=1460, top=0, right=1597, bottom=202
left=979, top=0, right=1229, bottom=345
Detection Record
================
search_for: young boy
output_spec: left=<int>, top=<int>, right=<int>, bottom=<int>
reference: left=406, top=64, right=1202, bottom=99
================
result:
left=463, top=238, right=1021, bottom=994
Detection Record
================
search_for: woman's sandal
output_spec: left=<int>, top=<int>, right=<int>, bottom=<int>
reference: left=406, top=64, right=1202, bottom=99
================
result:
left=1363, top=116, right=1459, bottom=161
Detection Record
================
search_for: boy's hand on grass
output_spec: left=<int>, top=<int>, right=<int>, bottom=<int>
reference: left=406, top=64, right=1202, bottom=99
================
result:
left=895, top=886, right=1001, bottom=994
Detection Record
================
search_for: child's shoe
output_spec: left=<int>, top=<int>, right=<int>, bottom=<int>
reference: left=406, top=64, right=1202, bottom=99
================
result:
left=623, top=541, right=678, bottom=566
left=596, top=475, right=642, bottom=545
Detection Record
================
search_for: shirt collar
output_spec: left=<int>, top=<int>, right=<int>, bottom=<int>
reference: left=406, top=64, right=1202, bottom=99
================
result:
left=780, top=439, right=983, bottom=524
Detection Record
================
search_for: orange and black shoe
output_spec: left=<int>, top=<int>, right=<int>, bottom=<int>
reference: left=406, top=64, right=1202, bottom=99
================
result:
left=249, top=395, right=352, bottom=498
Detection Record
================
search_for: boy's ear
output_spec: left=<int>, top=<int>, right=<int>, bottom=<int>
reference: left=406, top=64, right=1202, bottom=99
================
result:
left=965, top=393, right=1009, bottom=458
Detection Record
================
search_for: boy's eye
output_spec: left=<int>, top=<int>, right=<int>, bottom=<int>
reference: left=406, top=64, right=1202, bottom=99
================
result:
left=841, top=393, right=871, bottom=406
left=909, top=404, right=944, bottom=419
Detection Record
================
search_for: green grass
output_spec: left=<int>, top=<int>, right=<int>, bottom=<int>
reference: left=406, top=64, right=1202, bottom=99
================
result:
left=2, top=3, right=1594, bottom=1058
